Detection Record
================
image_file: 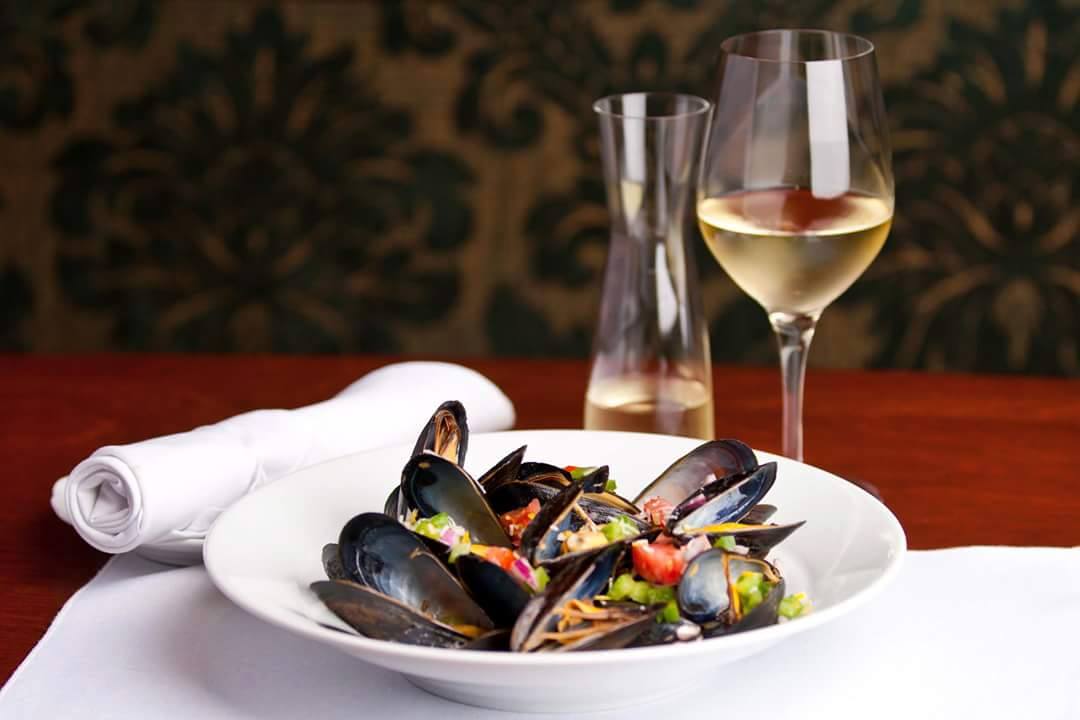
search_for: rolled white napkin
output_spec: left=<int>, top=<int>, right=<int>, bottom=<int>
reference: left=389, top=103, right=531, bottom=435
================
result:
left=51, top=362, right=515, bottom=563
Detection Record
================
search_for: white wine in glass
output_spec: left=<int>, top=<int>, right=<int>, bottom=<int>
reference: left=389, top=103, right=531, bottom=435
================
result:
left=698, top=188, right=891, bottom=315
left=584, top=373, right=714, bottom=438
left=697, top=30, right=894, bottom=461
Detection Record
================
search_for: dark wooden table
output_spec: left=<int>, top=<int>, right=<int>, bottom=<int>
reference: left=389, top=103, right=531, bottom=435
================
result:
left=2, top=354, right=1078, bottom=684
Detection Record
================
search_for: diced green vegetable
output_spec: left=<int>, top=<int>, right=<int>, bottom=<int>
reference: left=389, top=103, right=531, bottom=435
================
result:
left=609, top=573, right=639, bottom=601
left=779, top=592, right=811, bottom=619
left=413, top=513, right=453, bottom=540
left=645, top=584, right=675, bottom=606
left=608, top=573, right=676, bottom=606
left=600, top=515, right=639, bottom=543
left=659, top=599, right=681, bottom=623
left=534, top=567, right=550, bottom=591
left=448, top=539, right=471, bottom=563
left=713, top=535, right=737, bottom=551
left=734, top=571, right=773, bottom=614
left=604, top=478, right=618, bottom=493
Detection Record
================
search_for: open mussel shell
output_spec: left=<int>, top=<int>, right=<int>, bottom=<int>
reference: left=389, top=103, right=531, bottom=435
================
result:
left=465, top=629, right=512, bottom=651
left=578, top=466, right=609, bottom=493
left=517, top=462, right=573, bottom=489
left=477, top=445, right=527, bottom=493
left=742, top=504, right=778, bottom=525
left=455, top=553, right=531, bottom=628
left=487, top=481, right=650, bottom=533
left=549, top=611, right=656, bottom=652
left=400, top=454, right=512, bottom=546
left=708, top=521, right=805, bottom=559
left=518, top=478, right=585, bottom=565
left=677, top=549, right=784, bottom=637
left=510, top=543, right=629, bottom=652
left=411, top=400, right=469, bottom=465
left=632, top=439, right=758, bottom=506
left=310, top=580, right=474, bottom=649
left=629, top=619, right=703, bottom=647
left=515, top=477, right=650, bottom=573
left=336, top=512, right=494, bottom=632
left=669, top=462, right=778, bottom=536
left=383, top=486, right=403, bottom=519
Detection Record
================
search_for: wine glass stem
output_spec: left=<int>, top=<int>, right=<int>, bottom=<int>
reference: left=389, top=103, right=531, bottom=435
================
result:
left=769, top=311, right=819, bottom=462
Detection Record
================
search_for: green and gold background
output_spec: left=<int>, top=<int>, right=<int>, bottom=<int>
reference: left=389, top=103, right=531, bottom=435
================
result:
left=2, top=0, right=1077, bottom=374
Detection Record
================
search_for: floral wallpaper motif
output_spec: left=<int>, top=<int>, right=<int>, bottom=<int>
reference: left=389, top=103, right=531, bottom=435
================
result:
left=870, top=0, right=1080, bottom=374
left=0, top=0, right=1076, bottom=374
left=50, top=7, right=470, bottom=351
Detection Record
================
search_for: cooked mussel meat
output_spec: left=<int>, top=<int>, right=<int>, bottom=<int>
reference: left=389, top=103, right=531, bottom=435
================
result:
left=411, top=400, right=469, bottom=464
left=677, top=549, right=785, bottom=636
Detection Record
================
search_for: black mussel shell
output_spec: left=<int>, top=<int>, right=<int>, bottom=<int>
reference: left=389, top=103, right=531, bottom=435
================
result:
left=629, top=620, right=703, bottom=647
left=322, top=543, right=347, bottom=580
left=465, top=629, right=512, bottom=651
left=310, top=580, right=471, bottom=649
left=669, top=463, right=777, bottom=536
left=578, top=466, right=609, bottom=493
left=741, top=504, right=778, bottom=525
left=677, top=549, right=784, bottom=636
left=400, top=454, right=511, bottom=546
left=411, top=401, right=468, bottom=465
left=336, top=512, right=493, bottom=632
left=583, top=490, right=640, bottom=516
left=383, top=486, right=404, bottom=519
left=488, top=481, right=649, bottom=533
left=510, top=543, right=626, bottom=652
left=455, top=553, right=531, bottom=628
left=518, top=478, right=585, bottom=565
left=548, top=611, right=656, bottom=652
left=710, top=521, right=805, bottom=558
left=517, top=462, right=573, bottom=489
left=632, top=439, right=758, bottom=506
left=477, top=445, right=527, bottom=493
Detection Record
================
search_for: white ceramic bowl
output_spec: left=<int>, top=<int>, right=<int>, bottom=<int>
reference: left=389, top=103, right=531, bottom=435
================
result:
left=205, top=430, right=905, bottom=713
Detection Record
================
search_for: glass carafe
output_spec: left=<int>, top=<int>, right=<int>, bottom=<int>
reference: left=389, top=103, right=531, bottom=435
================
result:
left=584, top=93, right=714, bottom=439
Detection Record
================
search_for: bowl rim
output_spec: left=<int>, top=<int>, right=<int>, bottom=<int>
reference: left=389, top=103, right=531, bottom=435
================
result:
left=205, top=429, right=907, bottom=668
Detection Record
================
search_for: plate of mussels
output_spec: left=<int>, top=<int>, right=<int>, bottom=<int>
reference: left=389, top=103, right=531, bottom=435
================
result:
left=205, top=401, right=906, bottom=713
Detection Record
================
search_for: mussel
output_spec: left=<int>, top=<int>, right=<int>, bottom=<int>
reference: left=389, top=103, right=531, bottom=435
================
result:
left=487, top=481, right=649, bottom=533
left=677, top=549, right=785, bottom=637
left=399, top=453, right=511, bottom=547
left=411, top=400, right=469, bottom=465
left=632, top=439, right=758, bottom=506
left=668, top=462, right=778, bottom=536
left=313, top=513, right=494, bottom=648
left=313, top=402, right=811, bottom=654
left=477, top=445, right=527, bottom=493
left=510, top=543, right=654, bottom=652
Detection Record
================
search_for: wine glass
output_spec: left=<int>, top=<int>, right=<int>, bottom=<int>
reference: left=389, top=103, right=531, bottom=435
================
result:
left=697, top=30, right=893, bottom=461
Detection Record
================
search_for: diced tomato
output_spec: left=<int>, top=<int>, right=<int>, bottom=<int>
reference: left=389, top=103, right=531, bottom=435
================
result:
left=631, top=539, right=686, bottom=586
left=499, top=498, right=541, bottom=547
left=642, top=497, right=675, bottom=527
left=483, top=546, right=517, bottom=571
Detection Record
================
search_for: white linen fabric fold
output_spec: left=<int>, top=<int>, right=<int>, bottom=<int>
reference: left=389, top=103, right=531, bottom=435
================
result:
left=51, top=362, right=515, bottom=561
left=2, top=547, right=1077, bottom=719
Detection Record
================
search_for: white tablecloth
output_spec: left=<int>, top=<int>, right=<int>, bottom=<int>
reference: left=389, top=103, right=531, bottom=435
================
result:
left=2, top=547, right=1077, bottom=719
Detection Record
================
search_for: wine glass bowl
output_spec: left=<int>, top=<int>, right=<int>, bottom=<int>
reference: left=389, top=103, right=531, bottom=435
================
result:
left=697, top=29, right=894, bottom=460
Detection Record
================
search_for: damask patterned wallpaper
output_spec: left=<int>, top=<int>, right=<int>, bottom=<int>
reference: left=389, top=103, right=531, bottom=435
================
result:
left=1, top=0, right=1077, bottom=374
